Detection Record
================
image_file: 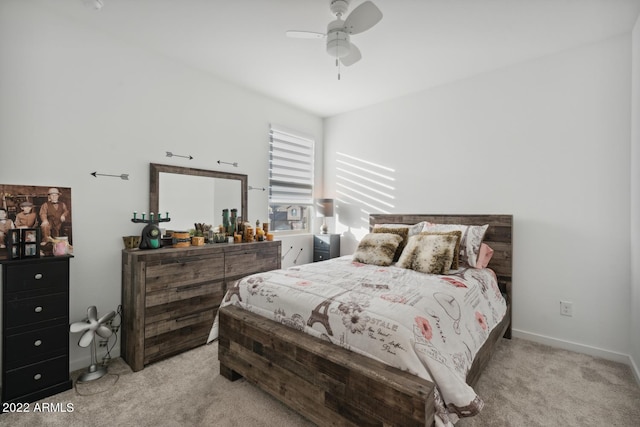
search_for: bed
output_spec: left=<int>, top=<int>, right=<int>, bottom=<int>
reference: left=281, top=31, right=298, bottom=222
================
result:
left=215, top=214, right=512, bottom=427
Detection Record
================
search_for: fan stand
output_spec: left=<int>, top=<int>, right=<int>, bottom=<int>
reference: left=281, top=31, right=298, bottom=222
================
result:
left=77, top=339, right=107, bottom=382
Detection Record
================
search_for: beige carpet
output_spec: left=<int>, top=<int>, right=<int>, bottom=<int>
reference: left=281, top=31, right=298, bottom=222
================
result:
left=3, top=338, right=639, bottom=426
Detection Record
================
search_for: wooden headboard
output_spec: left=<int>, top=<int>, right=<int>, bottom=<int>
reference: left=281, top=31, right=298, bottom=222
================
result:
left=369, top=214, right=513, bottom=306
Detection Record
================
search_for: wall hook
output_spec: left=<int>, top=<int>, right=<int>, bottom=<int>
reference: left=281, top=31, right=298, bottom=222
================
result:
left=249, top=186, right=266, bottom=191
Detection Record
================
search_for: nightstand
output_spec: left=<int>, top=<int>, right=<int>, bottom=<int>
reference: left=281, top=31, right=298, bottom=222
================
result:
left=313, top=234, right=340, bottom=262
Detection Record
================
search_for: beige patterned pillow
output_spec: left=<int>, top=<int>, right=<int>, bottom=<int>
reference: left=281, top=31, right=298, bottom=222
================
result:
left=352, top=233, right=403, bottom=266
left=419, top=230, right=462, bottom=270
left=397, top=234, right=459, bottom=274
left=373, top=226, right=409, bottom=262
left=421, top=222, right=488, bottom=267
left=374, top=222, right=425, bottom=237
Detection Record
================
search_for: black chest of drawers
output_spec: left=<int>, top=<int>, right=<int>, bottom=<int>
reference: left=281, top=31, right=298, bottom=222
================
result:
left=1, top=256, right=72, bottom=404
left=313, top=234, right=340, bottom=262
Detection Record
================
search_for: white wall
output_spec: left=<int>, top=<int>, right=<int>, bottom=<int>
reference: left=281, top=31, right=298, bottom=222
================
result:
left=631, top=15, right=640, bottom=382
left=325, top=35, right=633, bottom=363
left=0, top=2, right=322, bottom=370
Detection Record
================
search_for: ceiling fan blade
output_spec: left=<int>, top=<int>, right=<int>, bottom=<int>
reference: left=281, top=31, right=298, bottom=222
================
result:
left=286, top=30, right=326, bottom=39
left=340, top=43, right=361, bottom=66
left=344, top=1, right=383, bottom=35
left=78, top=330, right=95, bottom=348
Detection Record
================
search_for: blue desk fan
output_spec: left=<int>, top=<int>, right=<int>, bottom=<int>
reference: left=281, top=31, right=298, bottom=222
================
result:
left=70, top=306, right=116, bottom=382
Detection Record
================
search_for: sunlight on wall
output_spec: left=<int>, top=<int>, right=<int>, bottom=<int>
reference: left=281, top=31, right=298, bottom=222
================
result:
left=334, top=152, right=395, bottom=247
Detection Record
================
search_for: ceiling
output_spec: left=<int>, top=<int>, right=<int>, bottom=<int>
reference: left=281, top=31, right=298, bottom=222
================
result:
left=43, top=0, right=640, bottom=117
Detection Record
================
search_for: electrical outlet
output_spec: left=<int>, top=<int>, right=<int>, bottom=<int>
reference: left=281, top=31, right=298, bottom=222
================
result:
left=560, top=301, right=573, bottom=317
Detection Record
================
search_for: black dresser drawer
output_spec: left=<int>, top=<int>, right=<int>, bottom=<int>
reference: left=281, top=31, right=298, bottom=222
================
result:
left=314, top=250, right=330, bottom=262
left=3, top=355, right=69, bottom=401
left=4, top=292, right=68, bottom=329
left=4, top=260, right=68, bottom=294
left=313, top=235, right=332, bottom=250
left=4, top=323, right=69, bottom=370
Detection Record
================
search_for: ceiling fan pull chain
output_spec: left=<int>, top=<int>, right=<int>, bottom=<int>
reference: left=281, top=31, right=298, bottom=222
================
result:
left=337, top=58, right=341, bottom=80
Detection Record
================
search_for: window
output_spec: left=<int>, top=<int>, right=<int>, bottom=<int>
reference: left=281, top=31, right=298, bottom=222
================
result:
left=268, top=125, right=314, bottom=233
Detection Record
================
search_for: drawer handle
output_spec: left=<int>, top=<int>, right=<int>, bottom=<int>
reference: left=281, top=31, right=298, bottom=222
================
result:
left=34, top=373, right=42, bottom=381
left=172, top=257, right=203, bottom=265
left=176, top=313, right=202, bottom=322
left=34, top=339, right=42, bottom=347
left=34, top=273, right=43, bottom=280
left=176, top=283, right=206, bottom=292
left=34, top=306, right=43, bottom=313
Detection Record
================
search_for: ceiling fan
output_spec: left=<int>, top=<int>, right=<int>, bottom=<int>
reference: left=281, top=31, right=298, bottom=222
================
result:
left=286, top=0, right=383, bottom=70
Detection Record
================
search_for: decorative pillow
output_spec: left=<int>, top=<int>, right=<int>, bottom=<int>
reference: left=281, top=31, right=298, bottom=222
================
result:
left=421, top=222, right=489, bottom=267
left=352, top=233, right=403, bottom=266
left=373, top=227, right=409, bottom=262
left=419, top=230, right=462, bottom=270
left=475, top=243, right=494, bottom=269
left=397, top=234, right=459, bottom=274
left=373, top=222, right=425, bottom=237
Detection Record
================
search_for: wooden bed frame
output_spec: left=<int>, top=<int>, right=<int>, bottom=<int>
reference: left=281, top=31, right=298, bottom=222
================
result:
left=218, top=214, right=512, bottom=427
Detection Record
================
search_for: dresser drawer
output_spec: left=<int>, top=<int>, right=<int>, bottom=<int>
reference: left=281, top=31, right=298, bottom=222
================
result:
left=145, top=255, right=225, bottom=293
left=3, top=355, right=69, bottom=401
left=4, top=260, right=68, bottom=294
left=4, top=292, right=68, bottom=329
left=225, top=247, right=280, bottom=279
left=145, top=309, right=215, bottom=338
left=144, top=319, right=213, bottom=365
left=145, top=281, right=225, bottom=323
left=4, top=324, right=69, bottom=370
left=314, top=235, right=332, bottom=250
left=313, top=250, right=330, bottom=262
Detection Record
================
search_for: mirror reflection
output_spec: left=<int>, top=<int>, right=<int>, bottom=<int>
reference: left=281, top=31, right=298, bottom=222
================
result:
left=149, top=163, right=247, bottom=233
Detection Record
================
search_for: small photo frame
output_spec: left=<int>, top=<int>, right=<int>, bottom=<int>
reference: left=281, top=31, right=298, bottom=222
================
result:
left=20, top=228, right=40, bottom=259
left=7, top=229, right=21, bottom=260
left=287, top=206, right=301, bottom=221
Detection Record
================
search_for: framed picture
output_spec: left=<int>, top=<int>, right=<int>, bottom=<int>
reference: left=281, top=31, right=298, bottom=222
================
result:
left=7, top=229, right=21, bottom=260
left=287, top=206, right=302, bottom=221
left=20, top=228, right=40, bottom=259
left=0, top=184, right=73, bottom=258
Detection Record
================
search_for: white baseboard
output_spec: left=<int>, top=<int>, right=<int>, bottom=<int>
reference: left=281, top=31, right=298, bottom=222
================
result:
left=630, top=353, right=640, bottom=386
left=512, top=329, right=640, bottom=386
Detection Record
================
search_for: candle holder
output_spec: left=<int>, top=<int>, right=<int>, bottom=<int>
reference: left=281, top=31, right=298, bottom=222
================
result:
left=130, top=212, right=171, bottom=249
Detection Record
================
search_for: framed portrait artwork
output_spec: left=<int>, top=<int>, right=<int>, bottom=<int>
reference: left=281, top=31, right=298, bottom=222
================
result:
left=7, top=229, right=21, bottom=260
left=21, top=228, right=40, bottom=259
left=0, top=183, right=73, bottom=258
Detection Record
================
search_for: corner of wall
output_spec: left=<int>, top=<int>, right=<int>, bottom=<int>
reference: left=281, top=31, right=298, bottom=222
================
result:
left=630, top=12, right=640, bottom=380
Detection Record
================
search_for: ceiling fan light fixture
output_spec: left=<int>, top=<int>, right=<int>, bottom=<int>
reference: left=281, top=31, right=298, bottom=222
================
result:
left=327, top=32, right=350, bottom=58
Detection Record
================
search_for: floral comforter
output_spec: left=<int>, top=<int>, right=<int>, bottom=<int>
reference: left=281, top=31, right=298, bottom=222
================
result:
left=209, top=256, right=507, bottom=426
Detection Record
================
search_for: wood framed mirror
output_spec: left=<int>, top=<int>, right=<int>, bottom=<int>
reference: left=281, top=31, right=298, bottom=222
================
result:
left=149, top=163, right=248, bottom=231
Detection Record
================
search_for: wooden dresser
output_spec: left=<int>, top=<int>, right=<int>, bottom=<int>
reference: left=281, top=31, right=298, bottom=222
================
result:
left=121, top=240, right=281, bottom=372
left=1, top=256, right=73, bottom=404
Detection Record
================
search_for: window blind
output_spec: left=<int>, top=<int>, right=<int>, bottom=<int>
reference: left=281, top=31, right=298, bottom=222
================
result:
left=269, top=125, right=314, bottom=205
